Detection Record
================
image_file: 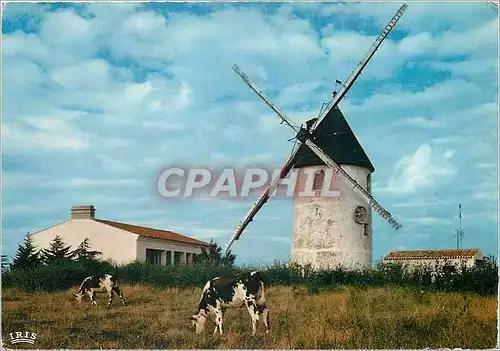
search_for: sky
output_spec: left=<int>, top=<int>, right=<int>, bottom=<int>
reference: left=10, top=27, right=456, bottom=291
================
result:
left=2, top=1, right=498, bottom=266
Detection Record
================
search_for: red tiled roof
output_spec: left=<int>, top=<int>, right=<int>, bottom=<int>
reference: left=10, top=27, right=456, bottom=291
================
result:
left=94, top=219, right=213, bottom=247
left=384, top=249, right=481, bottom=260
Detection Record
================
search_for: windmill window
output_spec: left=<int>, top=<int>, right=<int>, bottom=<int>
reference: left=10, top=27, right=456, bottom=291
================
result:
left=313, top=170, right=325, bottom=190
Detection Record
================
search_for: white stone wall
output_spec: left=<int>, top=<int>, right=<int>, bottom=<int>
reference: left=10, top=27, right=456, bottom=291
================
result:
left=30, top=219, right=139, bottom=265
left=291, top=164, right=372, bottom=270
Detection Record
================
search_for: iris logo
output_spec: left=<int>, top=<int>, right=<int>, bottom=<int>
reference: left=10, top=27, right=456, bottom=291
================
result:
left=9, top=331, right=37, bottom=345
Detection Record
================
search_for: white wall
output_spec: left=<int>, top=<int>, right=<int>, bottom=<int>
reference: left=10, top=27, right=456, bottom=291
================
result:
left=31, top=219, right=139, bottom=265
left=291, top=164, right=372, bottom=270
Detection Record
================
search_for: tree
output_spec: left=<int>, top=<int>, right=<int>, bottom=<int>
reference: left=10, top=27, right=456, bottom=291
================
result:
left=72, top=238, right=102, bottom=261
left=41, top=235, right=74, bottom=265
left=194, top=240, right=236, bottom=267
left=10, top=233, right=41, bottom=270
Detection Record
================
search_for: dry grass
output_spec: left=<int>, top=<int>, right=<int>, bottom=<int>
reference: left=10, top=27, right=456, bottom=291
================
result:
left=2, top=285, right=497, bottom=349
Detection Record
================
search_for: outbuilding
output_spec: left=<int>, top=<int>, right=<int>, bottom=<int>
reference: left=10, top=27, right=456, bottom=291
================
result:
left=382, top=249, right=486, bottom=272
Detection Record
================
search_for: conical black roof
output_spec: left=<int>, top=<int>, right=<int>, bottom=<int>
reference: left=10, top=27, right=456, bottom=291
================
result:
left=294, top=107, right=374, bottom=172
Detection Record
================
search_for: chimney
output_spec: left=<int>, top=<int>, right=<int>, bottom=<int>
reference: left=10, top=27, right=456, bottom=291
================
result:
left=71, top=205, right=96, bottom=220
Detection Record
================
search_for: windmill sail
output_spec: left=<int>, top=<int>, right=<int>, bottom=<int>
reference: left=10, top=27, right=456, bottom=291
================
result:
left=227, top=146, right=301, bottom=250
left=310, top=3, right=408, bottom=132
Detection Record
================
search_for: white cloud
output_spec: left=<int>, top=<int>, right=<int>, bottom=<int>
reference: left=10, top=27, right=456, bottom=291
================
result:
left=431, top=58, right=498, bottom=78
left=166, top=225, right=228, bottom=240
left=404, top=116, right=445, bottom=129
left=2, top=172, right=141, bottom=190
left=319, top=2, right=496, bottom=34
left=2, top=204, right=55, bottom=216
left=384, top=144, right=456, bottom=194
left=393, top=200, right=446, bottom=208
left=51, top=60, right=113, bottom=89
left=210, top=152, right=231, bottom=163
left=56, top=178, right=141, bottom=189
left=276, top=81, right=323, bottom=107
left=258, top=113, right=281, bottom=132
left=3, top=109, right=91, bottom=151
left=243, top=152, right=277, bottom=163
left=175, top=82, right=192, bottom=110
left=396, top=19, right=498, bottom=58
left=344, top=79, right=483, bottom=116
left=477, top=163, right=497, bottom=170
left=473, top=181, right=498, bottom=201
left=3, top=32, right=49, bottom=62
left=140, top=122, right=184, bottom=131
left=320, top=16, right=497, bottom=81
left=3, top=123, right=88, bottom=151
left=443, top=150, right=455, bottom=160
left=261, top=236, right=291, bottom=244
left=124, top=81, right=153, bottom=103
left=405, top=217, right=453, bottom=226
left=41, top=11, right=93, bottom=43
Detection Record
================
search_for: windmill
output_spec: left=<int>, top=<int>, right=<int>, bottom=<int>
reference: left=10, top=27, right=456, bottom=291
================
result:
left=226, top=4, right=408, bottom=269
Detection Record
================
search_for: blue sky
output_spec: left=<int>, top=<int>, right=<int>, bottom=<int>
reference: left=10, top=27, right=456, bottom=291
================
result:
left=2, top=2, right=498, bottom=265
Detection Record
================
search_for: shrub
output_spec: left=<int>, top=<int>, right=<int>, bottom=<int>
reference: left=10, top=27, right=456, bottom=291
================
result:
left=3, top=259, right=497, bottom=296
left=2, top=259, right=115, bottom=292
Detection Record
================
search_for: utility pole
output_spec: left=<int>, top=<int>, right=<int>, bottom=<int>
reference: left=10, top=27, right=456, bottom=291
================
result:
left=454, top=204, right=464, bottom=249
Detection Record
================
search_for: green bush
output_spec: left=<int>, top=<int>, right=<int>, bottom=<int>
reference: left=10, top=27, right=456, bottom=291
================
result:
left=2, top=259, right=115, bottom=292
left=2, top=259, right=497, bottom=296
left=115, top=262, right=238, bottom=287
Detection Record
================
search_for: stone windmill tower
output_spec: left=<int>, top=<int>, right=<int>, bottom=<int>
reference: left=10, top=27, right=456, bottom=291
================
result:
left=291, top=108, right=375, bottom=269
left=225, top=4, right=408, bottom=268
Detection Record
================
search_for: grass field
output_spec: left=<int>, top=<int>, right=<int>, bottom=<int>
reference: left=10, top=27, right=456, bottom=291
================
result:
left=2, top=284, right=497, bottom=349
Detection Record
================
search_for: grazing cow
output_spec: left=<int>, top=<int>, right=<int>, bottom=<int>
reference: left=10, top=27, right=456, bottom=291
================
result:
left=191, top=271, right=269, bottom=335
left=72, top=274, right=126, bottom=307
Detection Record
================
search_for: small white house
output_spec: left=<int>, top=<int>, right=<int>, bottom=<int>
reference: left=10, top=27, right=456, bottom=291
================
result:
left=382, top=248, right=486, bottom=272
left=30, top=205, right=212, bottom=265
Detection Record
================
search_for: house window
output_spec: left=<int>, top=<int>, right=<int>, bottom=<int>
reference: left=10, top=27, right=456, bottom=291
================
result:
left=313, top=170, right=325, bottom=190
left=166, top=251, right=172, bottom=265
left=174, top=251, right=182, bottom=266
left=367, top=174, right=372, bottom=193
left=145, top=249, right=163, bottom=265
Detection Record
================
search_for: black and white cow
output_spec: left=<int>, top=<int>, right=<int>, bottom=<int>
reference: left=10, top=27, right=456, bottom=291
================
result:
left=72, top=274, right=126, bottom=307
left=191, top=271, right=270, bottom=335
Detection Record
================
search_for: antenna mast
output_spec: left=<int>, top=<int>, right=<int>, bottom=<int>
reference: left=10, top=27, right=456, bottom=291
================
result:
left=454, top=204, right=464, bottom=249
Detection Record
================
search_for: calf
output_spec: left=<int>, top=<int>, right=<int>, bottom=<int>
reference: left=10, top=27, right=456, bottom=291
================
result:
left=72, top=274, right=126, bottom=307
left=191, top=271, right=269, bottom=335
